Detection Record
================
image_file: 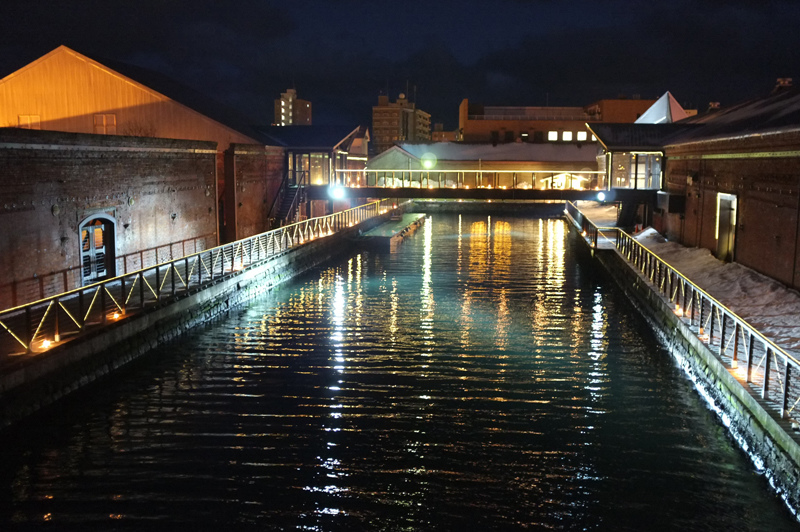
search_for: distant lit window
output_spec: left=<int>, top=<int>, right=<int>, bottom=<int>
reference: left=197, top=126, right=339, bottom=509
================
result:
left=547, top=131, right=558, bottom=141
left=577, top=131, right=587, bottom=141
left=18, top=115, right=40, bottom=129
left=562, top=131, right=573, bottom=141
left=592, top=134, right=597, bottom=141
left=93, top=114, right=117, bottom=135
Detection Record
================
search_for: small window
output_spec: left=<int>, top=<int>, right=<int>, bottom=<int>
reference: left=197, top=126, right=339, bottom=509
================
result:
left=591, top=134, right=597, bottom=142
left=547, top=131, right=558, bottom=141
left=94, top=114, right=117, bottom=135
left=562, top=131, right=573, bottom=141
left=18, top=115, right=41, bottom=129
left=577, top=131, right=587, bottom=142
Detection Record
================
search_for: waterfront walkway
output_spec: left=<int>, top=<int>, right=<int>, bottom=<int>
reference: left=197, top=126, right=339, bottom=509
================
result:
left=574, top=200, right=800, bottom=436
left=576, top=200, right=800, bottom=359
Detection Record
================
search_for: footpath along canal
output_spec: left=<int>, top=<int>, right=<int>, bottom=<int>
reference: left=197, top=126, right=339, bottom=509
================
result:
left=0, top=214, right=797, bottom=530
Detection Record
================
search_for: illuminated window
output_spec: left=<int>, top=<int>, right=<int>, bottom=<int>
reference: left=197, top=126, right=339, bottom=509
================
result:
left=18, top=115, right=40, bottom=129
left=577, top=131, right=587, bottom=141
left=79, top=216, right=115, bottom=284
left=592, top=134, right=597, bottom=141
left=547, top=131, right=558, bottom=141
left=562, top=131, right=573, bottom=141
left=93, top=114, right=117, bottom=135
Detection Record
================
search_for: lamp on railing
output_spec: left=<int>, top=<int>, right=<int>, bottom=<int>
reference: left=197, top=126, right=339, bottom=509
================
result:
left=673, top=304, right=683, bottom=317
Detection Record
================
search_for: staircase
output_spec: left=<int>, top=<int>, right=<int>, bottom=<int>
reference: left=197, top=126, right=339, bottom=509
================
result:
left=277, top=185, right=300, bottom=225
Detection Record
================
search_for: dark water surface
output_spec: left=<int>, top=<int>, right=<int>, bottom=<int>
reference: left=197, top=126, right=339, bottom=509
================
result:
left=1, top=215, right=797, bottom=530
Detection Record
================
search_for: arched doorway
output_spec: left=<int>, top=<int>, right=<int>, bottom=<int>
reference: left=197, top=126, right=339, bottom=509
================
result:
left=79, top=215, right=115, bottom=285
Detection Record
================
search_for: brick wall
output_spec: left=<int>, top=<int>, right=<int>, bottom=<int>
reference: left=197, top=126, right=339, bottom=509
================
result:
left=663, top=131, right=800, bottom=289
left=0, top=128, right=218, bottom=309
left=224, top=144, right=285, bottom=242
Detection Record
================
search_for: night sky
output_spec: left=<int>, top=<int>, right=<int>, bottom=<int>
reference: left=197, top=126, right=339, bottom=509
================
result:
left=1, top=1, right=797, bottom=129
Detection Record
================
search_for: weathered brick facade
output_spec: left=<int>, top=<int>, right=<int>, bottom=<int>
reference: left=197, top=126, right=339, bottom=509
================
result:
left=0, top=128, right=218, bottom=309
left=660, top=131, right=800, bottom=289
left=224, top=144, right=285, bottom=242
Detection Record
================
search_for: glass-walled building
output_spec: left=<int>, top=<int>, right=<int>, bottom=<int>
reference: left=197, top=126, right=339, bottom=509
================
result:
left=589, top=124, right=695, bottom=191
left=608, top=151, right=662, bottom=189
left=261, top=125, right=369, bottom=187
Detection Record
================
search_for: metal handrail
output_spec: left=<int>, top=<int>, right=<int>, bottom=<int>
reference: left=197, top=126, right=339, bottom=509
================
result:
left=0, top=199, right=395, bottom=359
left=283, top=171, right=306, bottom=225
left=566, top=201, right=800, bottom=420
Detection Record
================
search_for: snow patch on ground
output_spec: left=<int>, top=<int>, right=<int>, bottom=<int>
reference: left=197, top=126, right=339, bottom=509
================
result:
left=575, top=201, right=618, bottom=226
left=632, top=227, right=800, bottom=355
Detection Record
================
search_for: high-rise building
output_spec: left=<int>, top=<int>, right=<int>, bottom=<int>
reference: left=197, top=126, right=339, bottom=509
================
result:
left=372, top=93, right=431, bottom=153
left=274, top=88, right=311, bottom=126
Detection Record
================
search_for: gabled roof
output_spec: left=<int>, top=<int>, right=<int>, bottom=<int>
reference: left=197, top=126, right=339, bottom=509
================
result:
left=587, top=123, right=699, bottom=151
left=257, top=125, right=366, bottom=150
left=1, top=45, right=265, bottom=144
left=97, top=54, right=267, bottom=143
left=665, top=86, right=800, bottom=146
left=635, top=92, right=689, bottom=124
left=588, top=85, right=800, bottom=152
left=376, top=141, right=598, bottom=163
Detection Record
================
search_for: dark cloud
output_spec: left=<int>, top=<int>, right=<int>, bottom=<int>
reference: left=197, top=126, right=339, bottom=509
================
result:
left=0, top=0, right=797, bottom=129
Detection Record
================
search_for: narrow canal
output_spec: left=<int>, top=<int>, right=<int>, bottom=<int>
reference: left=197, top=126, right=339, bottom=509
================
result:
left=1, top=215, right=796, bottom=530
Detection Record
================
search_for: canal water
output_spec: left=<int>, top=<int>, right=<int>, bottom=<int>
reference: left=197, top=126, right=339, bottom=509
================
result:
left=0, top=215, right=797, bottom=531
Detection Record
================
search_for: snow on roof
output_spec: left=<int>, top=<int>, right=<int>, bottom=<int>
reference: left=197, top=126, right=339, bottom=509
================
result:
left=666, top=86, right=800, bottom=146
left=635, top=92, right=689, bottom=124
left=390, top=142, right=598, bottom=163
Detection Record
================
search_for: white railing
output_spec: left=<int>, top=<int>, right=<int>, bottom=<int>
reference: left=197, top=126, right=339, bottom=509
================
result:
left=0, top=199, right=395, bottom=359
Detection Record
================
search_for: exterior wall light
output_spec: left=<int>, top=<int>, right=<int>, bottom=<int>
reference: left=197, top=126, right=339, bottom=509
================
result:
left=329, top=186, right=346, bottom=200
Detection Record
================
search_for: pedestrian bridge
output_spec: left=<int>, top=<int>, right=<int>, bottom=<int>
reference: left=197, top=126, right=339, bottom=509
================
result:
left=306, top=184, right=657, bottom=203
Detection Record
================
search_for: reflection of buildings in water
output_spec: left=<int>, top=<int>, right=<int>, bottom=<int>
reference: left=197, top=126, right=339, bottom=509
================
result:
left=529, top=219, right=568, bottom=339
left=493, top=221, right=512, bottom=352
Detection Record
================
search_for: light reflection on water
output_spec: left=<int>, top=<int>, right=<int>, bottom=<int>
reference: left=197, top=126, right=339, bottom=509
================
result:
left=0, top=215, right=796, bottom=531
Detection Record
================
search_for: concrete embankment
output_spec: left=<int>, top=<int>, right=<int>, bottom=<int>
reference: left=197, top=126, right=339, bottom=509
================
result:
left=578, top=226, right=800, bottom=517
left=0, top=214, right=390, bottom=429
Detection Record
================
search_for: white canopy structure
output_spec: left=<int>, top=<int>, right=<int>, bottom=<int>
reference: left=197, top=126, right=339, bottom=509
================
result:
left=635, top=91, right=689, bottom=124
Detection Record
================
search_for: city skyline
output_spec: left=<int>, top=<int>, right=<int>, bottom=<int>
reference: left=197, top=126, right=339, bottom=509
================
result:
left=0, top=0, right=797, bottom=129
